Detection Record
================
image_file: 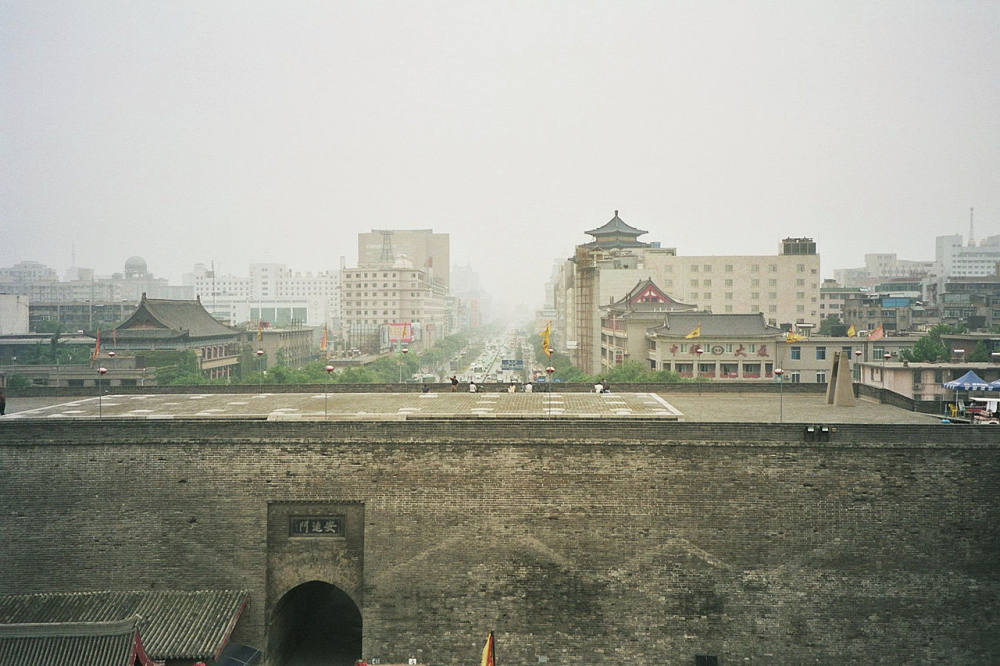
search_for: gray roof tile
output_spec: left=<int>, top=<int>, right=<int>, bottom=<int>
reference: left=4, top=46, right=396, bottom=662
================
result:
left=0, top=615, right=153, bottom=666
left=0, top=590, right=248, bottom=660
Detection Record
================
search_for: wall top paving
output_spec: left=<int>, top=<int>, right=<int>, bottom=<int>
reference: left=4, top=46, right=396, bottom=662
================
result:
left=0, top=418, right=996, bottom=447
left=5, top=381, right=827, bottom=398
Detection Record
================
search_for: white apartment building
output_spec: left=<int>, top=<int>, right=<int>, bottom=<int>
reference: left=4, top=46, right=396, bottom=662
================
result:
left=936, top=234, right=1000, bottom=278
left=189, top=263, right=340, bottom=329
left=340, top=261, right=450, bottom=353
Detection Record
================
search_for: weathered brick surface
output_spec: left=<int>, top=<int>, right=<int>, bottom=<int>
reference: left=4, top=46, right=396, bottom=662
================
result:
left=1, top=420, right=997, bottom=665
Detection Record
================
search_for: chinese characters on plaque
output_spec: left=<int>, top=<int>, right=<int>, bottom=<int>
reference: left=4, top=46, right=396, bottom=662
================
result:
left=289, top=516, right=345, bottom=537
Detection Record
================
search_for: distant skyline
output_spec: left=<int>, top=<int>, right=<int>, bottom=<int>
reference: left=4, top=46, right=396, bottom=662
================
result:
left=3, top=1, right=998, bottom=312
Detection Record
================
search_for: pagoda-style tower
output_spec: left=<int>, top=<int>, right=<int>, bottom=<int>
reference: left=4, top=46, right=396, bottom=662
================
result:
left=581, top=210, right=650, bottom=249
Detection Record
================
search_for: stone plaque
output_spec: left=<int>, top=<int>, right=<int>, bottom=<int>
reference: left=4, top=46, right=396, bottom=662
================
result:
left=289, top=516, right=345, bottom=537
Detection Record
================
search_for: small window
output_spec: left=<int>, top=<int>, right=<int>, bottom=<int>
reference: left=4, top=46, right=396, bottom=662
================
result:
left=816, top=347, right=826, bottom=360
left=791, top=346, right=801, bottom=360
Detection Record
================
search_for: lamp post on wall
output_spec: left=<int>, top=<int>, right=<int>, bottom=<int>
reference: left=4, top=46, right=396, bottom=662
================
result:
left=695, top=346, right=704, bottom=394
left=324, top=364, right=334, bottom=419
left=97, top=366, right=108, bottom=419
left=256, top=349, right=264, bottom=394
left=882, top=351, right=891, bottom=399
left=545, top=366, right=555, bottom=416
left=854, top=349, right=862, bottom=384
left=399, top=346, right=408, bottom=385
left=774, top=367, right=784, bottom=422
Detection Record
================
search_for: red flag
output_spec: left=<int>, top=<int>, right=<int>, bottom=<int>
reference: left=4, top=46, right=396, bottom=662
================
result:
left=320, top=326, right=328, bottom=351
left=112, top=328, right=117, bottom=346
left=868, top=325, right=884, bottom=340
left=92, top=329, right=101, bottom=360
left=480, top=632, right=495, bottom=666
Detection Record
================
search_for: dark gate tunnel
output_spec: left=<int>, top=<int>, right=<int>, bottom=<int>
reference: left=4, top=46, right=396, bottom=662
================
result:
left=270, top=581, right=362, bottom=666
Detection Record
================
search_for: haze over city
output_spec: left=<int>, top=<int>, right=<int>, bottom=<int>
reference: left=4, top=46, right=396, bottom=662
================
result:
left=3, top=1, right=998, bottom=311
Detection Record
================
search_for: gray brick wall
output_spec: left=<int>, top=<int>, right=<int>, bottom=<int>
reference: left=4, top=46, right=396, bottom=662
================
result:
left=1, top=420, right=997, bottom=664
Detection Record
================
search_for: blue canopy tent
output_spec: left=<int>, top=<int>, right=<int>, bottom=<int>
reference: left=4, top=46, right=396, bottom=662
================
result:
left=943, top=370, right=996, bottom=391
left=942, top=370, right=1000, bottom=417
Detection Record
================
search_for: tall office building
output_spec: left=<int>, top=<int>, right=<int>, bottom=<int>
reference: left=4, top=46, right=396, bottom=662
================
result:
left=357, top=229, right=450, bottom=289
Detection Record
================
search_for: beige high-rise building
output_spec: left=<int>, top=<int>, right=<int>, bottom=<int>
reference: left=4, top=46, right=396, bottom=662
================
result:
left=558, top=212, right=821, bottom=374
left=342, top=229, right=453, bottom=354
left=357, top=229, right=450, bottom=289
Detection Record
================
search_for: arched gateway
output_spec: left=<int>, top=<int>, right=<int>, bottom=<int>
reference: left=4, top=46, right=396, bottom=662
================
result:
left=269, top=581, right=362, bottom=666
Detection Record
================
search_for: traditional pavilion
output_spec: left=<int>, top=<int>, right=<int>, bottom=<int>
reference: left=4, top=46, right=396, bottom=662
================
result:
left=581, top=210, right=650, bottom=250
left=600, top=278, right=697, bottom=370
left=109, top=294, right=245, bottom=379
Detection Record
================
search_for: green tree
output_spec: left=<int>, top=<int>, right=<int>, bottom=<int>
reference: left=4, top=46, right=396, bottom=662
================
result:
left=153, top=351, right=210, bottom=385
left=6, top=375, right=30, bottom=389
left=819, top=317, right=848, bottom=336
left=968, top=340, right=990, bottom=363
left=900, top=323, right=965, bottom=363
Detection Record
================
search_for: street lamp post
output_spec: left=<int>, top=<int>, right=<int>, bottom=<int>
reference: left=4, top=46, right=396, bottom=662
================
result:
left=399, top=346, right=409, bottom=385
left=774, top=368, right=784, bottom=422
left=695, top=346, right=704, bottom=394
left=108, top=350, right=116, bottom=371
left=324, top=364, right=334, bottom=419
left=97, top=366, right=108, bottom=418
left=854, top=349, right=862, bottom=383
left=256, top=349, right=264, bottom=394
left=882, top=351, right=891, bottom=399
left=545, top=366, right=555, bottom=416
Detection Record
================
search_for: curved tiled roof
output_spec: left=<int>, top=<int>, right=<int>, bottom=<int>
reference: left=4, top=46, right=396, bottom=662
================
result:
left=115, top=296, right=239, bottom=339
left=585, top=211, right=648, bottom=237
left=648, top=312, right=784, bottom=338
left=0, top=590, right=248, bottom=661
left=0, top=615, right=152, bottom=666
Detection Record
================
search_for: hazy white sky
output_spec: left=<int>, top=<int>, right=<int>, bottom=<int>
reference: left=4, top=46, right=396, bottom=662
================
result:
left=3, top=1, right=998, bottom=313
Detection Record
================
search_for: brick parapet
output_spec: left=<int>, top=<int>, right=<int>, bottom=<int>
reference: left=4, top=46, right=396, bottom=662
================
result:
left=2, top=420, right=997, bottom=664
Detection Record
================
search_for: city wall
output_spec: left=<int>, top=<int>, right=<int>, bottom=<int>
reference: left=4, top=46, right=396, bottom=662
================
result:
left=1, top=420, right=997, bottom=664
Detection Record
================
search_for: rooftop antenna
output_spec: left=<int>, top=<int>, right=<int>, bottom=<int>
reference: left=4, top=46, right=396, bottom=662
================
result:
left=378, top=230, right=395, bottom=264
left=969, top=207, right=975, bottom=247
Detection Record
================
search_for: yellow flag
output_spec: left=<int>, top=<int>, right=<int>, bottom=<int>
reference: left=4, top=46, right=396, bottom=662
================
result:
left=847, top=324, right=856, bottom=337
left=684, top=325, right=701, bottom=339
left=785, top=332, right=805, bottom=342
left=539, top=321, right=551, bottom=351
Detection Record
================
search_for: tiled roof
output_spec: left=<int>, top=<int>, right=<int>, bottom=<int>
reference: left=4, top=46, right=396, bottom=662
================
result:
left=604, top=278, right=696, bottom=311
left=585, top=211, right=648, bottom=237
left=0, top=590, right=248, bottom=660
left=649, top=312, right=784, bottom=338
left=0, top=615, right=153, bottom=666
left=115, top=296, right=239, bottom=339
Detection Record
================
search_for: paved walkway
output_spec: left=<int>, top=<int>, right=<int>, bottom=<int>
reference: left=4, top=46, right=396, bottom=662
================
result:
left=0, top=390, right=946, bottom=424
left=1, top=391, right=680, bottom=420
